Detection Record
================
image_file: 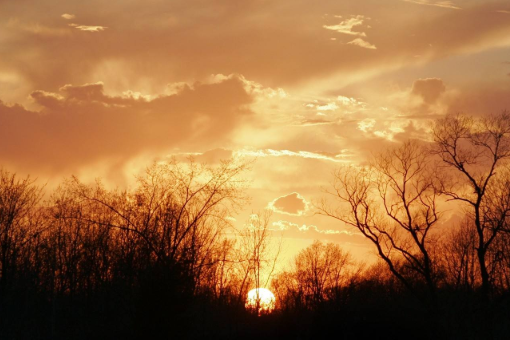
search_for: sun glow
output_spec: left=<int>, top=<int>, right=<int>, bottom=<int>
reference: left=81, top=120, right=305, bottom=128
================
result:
left=245, top=288, right=276, bottom=314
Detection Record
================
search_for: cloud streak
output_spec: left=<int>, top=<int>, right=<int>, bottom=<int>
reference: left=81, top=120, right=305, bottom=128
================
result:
left=235, top=149, right=350, bottom=163
left=323, top=15, right=368, bottom=36
left=271, top=220, right=364, bottom=244
left=347, top=38, right=377, bottom=50
left=402, top=0, right=461, bottom=10
left=69, top=24, right=108, bottom=32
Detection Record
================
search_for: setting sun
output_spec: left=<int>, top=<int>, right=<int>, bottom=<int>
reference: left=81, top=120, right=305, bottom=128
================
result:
left=246, top=288, right=276, bottom=314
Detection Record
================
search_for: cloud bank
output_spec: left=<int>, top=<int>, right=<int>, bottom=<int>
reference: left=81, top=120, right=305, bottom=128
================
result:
left=0, top=77, right=253, bottom=172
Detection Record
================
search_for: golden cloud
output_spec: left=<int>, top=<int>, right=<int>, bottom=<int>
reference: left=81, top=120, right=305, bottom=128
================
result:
left=323, top=15, right=368, bottom=36
left=347, top=38, right=377, bottom=50
left=70, top=24, right=108, bottom=32
left=267, top=193, right=310, bottom=216
left=402, top=0, right=460, bottom=10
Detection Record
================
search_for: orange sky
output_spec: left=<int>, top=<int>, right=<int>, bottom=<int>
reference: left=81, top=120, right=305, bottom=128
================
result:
left=1, top=0, right=510, bottom=265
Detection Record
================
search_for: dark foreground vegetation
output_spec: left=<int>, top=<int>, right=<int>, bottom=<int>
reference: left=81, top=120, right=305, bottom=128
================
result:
left=1, top=112, right=510, bottom=339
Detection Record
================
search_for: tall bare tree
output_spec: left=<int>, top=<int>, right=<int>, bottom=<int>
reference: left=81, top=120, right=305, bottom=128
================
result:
left=320, top=141, right=440, bottom=301
left=432, top=111, right=510, bottom=297
left=238, top=210, right=281, bottom=313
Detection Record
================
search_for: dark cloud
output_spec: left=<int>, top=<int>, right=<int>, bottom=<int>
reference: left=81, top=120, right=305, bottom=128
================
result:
left=268, top=192, right=309, bottom=215
left=393, top=121, right=429, bottom=142
left=411, top=78, right=445, bottom=104
left=0, top=77, right=253, bottom=173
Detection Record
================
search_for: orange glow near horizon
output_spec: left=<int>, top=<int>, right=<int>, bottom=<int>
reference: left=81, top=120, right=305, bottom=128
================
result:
left=1, top=0, right=510, bottom=267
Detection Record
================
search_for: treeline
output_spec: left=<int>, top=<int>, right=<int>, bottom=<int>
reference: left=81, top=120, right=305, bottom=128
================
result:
left=0, top=112, right=510, bottom=339
left=272, top=112, right=510, bottom=339
left=0, top=160, right=277, bottom=339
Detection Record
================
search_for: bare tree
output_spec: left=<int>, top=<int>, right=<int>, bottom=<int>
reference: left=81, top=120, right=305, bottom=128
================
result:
left=238, top=210, right=281, bottom=314
left=320, top=141, right=441, bottom=302
left=271, top=240, right=354, bottom=311
left=200, top=238, right=237, bottom=301
left=0, top=169, right=43, bottom=299
left=69, top=157, right=250, bottom=293
left=294, top=240, right=352, bottom=308
left=439, top=219, right=479, bottom=291
left=432, top=111, right=510, bottom=297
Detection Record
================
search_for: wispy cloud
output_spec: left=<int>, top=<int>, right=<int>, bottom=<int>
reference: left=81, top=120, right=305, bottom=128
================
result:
left=234, top=149, right=350, bottom=163
left=69, top=24, right=107, bottom=32
left=358, top=118, right=376, bottom=132
left=337, top=96, right=367, bottom=109
left=272, top=220, right=359, bottom=236
left=323, top=15, right=368, bottom=36
left=316, top=102, right=339, bottom=111
left=297, top=118, right=335, bottom=126
left=402, top=0, right=461, bottom=10
left=61, top=13, right=75, bottom=20
left=347, top=38, right=377, bottom=50
left=306, top=96, right=367, bottom=114
left=497, top=10, right=510, bottom=14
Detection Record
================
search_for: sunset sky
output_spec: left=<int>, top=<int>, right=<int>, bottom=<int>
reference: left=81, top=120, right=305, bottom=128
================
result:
left=2, top=0, right=510, bottom=265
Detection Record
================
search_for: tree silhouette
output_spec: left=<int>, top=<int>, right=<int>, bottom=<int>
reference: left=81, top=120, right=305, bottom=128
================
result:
left=433, top=111, right=510, bottom=298
left=320, top=141, right=441, bottom=303
left=272, top=240, right=354, bottom=311
left=239, top=210, right=281, bottom=314
left=0, top=169, right=43, bottom=337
